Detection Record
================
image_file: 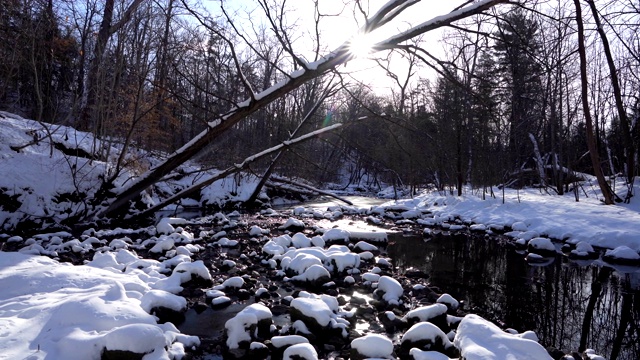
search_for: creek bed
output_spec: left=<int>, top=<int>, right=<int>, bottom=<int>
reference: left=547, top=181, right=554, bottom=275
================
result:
left=174, top=208, right=639, bottom=360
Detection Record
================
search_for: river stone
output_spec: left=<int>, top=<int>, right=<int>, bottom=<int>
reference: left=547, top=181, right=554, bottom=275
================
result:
left=404, top=303, right=449, bottom=333
left=377, top=311, right=408, bottom=332
left=237, top=289, right=252, bottom=300
left=192, top=301, right=208, bottom=314
left=247, top=342, right=270, bottom=360
left=148, top=305, right=185, bottom=325
left=289, top=305, right=342, bottom=340
left=399, top=322, right=457, bottom=358
left=101, top=349, right=144, bottom=360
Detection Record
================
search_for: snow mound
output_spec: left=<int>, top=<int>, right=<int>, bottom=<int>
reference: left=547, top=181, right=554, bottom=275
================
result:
left=0, top=252, right=197, bottom=359
left=454, top=314, right=551, bottom=360
left=351, top=333, right=394, bottom=358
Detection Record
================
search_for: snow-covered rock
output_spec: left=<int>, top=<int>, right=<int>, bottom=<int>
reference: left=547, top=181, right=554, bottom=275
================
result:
left=350, top=333, right=394, bottom=359
left=454, top=314, right=551, bottom=360
left=400, top=322, right=455, bottom=357
left=603, top=245, right=640, bottom=265
left=375, top=276, right=404, bottom=305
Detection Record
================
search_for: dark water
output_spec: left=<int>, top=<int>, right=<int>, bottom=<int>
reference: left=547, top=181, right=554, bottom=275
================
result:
left=387, top=232, right=640, bottom=360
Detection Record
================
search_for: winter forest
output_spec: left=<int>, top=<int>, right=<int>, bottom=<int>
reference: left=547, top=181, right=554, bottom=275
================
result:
left=1, top=0, right=638, bottom=224
left=2, top=1, right=640, bottom=360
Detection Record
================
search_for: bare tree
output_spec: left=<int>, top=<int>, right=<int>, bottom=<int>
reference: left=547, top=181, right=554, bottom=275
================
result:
left=572, top=0, right=614, bottom=204
left=93, top=0, right=510, bottom=220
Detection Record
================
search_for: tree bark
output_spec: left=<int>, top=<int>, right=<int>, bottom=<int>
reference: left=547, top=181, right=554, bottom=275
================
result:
left=573, top=0, right=614, bottom=205
left=80, top=0, right=145, bottom=132
left=586, top=0, right=635, bottom=198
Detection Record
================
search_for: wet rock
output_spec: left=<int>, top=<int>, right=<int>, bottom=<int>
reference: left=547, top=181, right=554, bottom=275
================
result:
left=567, top=241, right=598, bottom=260
left=225, top=347, right=249, bottom=360
left=603, top=246, right=640, bottom=266
left=211, top=298, right=233, bottom=310
left=192, top=301, right=208, bottom=314
left=405, top=269, right=429, bottom=279
left=237, top=289, right=252, bottom=300
left=436, top=293, right=459, bottom=313
left=149, top=306, right=185, bottom=325
left=101, top=349, right=144, bottom=360
left=247, top=342, right=270, bottom=359
left=399, top=322, right=457, bottom=358
left=525, top=253, right=555, bottom=265
left=527, top=237, right=557, bottom=257
left=403, top=303, right=449, bottom=333
left=547, top=346, right=568, bottom=359
left=377, top=311, right=408, bottom=332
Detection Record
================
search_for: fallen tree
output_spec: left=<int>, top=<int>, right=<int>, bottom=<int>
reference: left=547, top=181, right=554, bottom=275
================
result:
left=132, top=123, right=344, bottom=219
left=93, top=0, right=510, bottom=221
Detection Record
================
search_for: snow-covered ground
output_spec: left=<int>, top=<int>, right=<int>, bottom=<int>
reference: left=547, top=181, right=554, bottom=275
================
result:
left=1, top=111, right=637, bottom=359
left=385, top=181, right=640, bottom=253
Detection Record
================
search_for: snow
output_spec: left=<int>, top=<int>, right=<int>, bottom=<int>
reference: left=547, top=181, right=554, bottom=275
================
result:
left=404, top=304, right=448, bottom=322
left=605, top=246, right=640, bottom=260
left=0, top=252, right=198, bottom=359
left=290, top=297, right=334, bottom=327
left=292, top=264, right=331, bottom=282
left=271, top=335, right=309, bottom=348
left=291, top=232, right=312, bottom=248
left=350, top=334, right=394, bottom=358
left=280, top=217, right=305, bottom=230
left=157, top=217, right=187, bottom=235
left=224, top=312, right=256, bottom=349
left=528, top=237, right=555, bottom=251
left=282, top=343, right=318, bottom=360
left=141, top=289, right=187, bottom=312
left=218, top=276, right=245, bottom=289
left=573, top=241, right=595, bottom=256
left=354, top=241, right=379, bottom=252
left=387, top=182, right=640, bottom=252
left=409, top=349, right=452, bottom=360
left=454, top=314, right=552, bottom=360
left=436, top=293, right=459, bottom=310
left=362, top=272, right=381, bottom=282
left=401, top=321, right=453, bottom=346
left=322, top=228, right=350, bottom=242
left=377, top=276, right=404, bottom=303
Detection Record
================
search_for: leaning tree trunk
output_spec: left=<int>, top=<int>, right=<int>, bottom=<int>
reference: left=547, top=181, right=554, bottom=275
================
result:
left=246, top=83, right=336, bottom=205
left=573, top=0, right=614, bottom=204
left=93, top=0, right=509, bottom=220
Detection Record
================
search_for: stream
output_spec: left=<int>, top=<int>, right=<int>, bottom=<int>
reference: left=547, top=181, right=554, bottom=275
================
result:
left=177, top=196, right=640, bottom=359
left=295, top=196, right=640, bottom=359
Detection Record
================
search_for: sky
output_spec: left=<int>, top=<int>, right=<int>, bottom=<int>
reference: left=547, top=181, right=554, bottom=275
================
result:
left=204, top=0, right=469, bottom=92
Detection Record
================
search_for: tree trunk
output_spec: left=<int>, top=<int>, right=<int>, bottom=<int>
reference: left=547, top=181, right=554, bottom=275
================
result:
left=573, top=0, right=614, bottom=205
left=586, top=0, right=635, bottom=198
left=94, top=0, right=509, bottom=220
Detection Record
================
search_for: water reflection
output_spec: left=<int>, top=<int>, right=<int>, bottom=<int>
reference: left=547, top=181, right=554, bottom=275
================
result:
left=387, top=232, right=640, bottom=360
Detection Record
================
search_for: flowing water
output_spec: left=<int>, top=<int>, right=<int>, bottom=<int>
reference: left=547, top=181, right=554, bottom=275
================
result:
left=387, top=232, right=640, bottom=360
left=177, top=196, right=640, bottom=359
left=284, top=196, right=640, bottom=359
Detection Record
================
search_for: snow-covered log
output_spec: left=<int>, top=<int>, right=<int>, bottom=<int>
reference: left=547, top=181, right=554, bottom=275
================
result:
left=269, top=175, right=354, bottom=206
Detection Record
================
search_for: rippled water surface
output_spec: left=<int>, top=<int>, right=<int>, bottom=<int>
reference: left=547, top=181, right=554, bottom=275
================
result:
left=387, top=232, right=640, bottom=360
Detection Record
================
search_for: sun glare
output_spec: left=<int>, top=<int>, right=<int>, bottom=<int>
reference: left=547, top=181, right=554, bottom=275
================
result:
left=348, top=32, right=376, bottom=59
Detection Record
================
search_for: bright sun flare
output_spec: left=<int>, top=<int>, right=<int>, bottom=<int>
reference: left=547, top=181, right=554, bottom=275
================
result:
left=348, top=32, right=376, bottom=59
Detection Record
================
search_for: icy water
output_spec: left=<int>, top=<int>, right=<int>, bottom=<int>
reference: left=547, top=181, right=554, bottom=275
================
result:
left=388, top=232, right=640, bottom=360
left=176, top=196, right=639, bottom=359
